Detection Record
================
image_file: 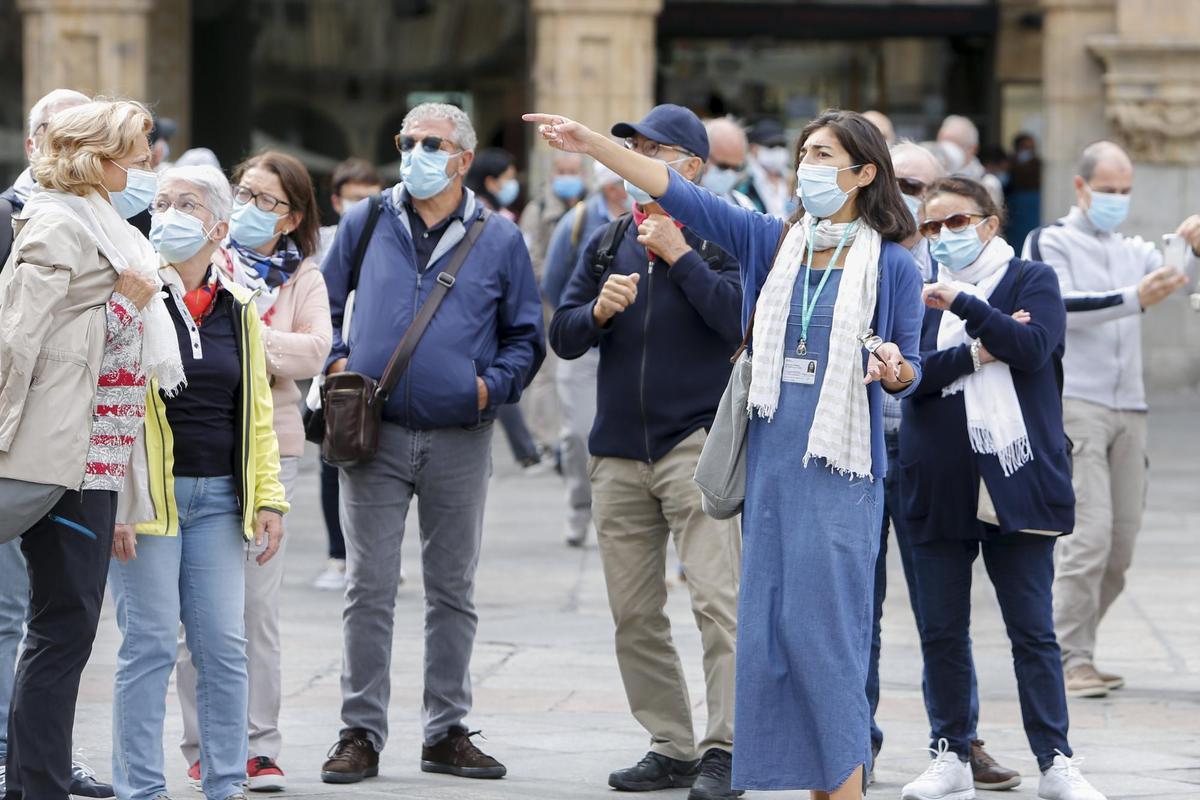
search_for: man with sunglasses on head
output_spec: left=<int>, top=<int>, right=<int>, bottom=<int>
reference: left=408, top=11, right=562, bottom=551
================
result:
left=1023, top=140, right=1200, bottom=700
left=863, top=142, right=1021, bottom=791
left=317, top=102, right=544, bottom=785
left=549, top=104, right=743, bottom=800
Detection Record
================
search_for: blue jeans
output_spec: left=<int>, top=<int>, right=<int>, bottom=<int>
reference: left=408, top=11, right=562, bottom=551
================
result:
left=910, top=532, right=1071, bottom=771
left=0, top=539, right=29, bottom=763
left=109, top=476, right=248, bottom=800
left=868, top=433, right=978, bottom=754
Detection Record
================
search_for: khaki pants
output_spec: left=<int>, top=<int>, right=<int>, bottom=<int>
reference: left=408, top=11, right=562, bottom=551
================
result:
left=1053, top=399, right=1147, bottom=671
left=590, top=429, right=740, bottom=760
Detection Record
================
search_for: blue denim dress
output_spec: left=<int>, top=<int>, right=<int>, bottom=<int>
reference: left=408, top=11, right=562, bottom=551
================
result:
left=735, top=268, right=884, bottom=792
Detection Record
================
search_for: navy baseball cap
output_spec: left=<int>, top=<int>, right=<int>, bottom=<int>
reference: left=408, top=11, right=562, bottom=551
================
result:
left=748, top=118, right=787, bottom=148
left=611, top=104, right=709, bottom=162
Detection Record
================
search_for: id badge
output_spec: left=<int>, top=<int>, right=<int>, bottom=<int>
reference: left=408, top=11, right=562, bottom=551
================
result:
left=782, top=357, right=818, bottom=385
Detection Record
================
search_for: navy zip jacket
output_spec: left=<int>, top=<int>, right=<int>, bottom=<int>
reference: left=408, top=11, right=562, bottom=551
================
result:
left=323, top=185, right=545, bottom=430
left=549, top=210, right=742, bottom=463
left=898, top=256, right=1075, bottom=540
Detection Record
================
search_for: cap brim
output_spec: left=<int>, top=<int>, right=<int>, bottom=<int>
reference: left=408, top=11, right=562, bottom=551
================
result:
left=610, top=121, right=669, bottom=144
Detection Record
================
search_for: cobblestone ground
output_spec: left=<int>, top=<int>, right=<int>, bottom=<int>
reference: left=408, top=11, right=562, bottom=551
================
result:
left=72, top=392, right=1200, bottom=799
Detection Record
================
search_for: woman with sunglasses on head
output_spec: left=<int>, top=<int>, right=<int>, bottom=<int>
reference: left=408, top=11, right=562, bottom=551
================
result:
left=168, top=152, right=330, bottom=792
left=526, top=108, right=924, bottom=800
left=898, top=177, right=1106, bottom=800
left=110, top=164, right=289, bottom=800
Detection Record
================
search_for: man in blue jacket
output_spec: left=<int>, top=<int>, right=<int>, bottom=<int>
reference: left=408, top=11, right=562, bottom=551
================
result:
left=318, top=102, right=544, bottom=785
left=550, top=105, right=743, bottom=800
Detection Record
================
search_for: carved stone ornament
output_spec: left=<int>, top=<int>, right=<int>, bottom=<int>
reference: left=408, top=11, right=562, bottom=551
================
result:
left=1088, top=36, right=1200, bottom=163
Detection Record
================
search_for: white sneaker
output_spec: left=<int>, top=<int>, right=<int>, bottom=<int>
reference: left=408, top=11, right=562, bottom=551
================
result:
left=313, top=558, right=347, bottom=591
left=902, top=739, right=976, bottom=800
left=1038, top=752, right=1106, bottom=800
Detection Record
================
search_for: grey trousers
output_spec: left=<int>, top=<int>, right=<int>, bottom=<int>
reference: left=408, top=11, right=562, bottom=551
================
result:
left=338, top=421, right=493, bottom=750
left=556, top=348, right=599, bottom=538
left=177, top=456, right=299, bottom=764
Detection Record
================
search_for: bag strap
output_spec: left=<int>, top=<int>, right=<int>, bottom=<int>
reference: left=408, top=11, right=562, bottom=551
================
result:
left=349, top=193, right=385, bottom=294
left=374, top=208, right=492, bottom=403
left=732, top=221, right=792, bottom=362
left=591, top=213, right=634, bottom=279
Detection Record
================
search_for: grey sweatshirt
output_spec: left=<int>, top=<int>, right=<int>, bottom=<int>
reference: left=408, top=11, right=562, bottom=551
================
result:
left=1023, top=206, right=1197, bottom=411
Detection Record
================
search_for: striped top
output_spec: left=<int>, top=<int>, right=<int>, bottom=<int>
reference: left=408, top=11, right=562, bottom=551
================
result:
left=82, top=293, right=146, bottom=491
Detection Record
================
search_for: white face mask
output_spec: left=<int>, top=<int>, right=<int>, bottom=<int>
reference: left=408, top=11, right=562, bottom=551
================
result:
left=756, top=146, right=791, bottom=176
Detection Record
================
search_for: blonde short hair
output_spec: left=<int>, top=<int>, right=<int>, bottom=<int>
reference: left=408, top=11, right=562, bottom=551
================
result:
left=32, top=99, right=152, bottom=196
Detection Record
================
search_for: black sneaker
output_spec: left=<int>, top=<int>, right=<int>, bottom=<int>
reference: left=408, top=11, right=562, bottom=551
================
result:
left=70, top=759, right=115, bottom=798
left=609, top=751, right=700, bottom=792
left=420, top=727, right=506, bottom=779
left=688, top=749, right=743, bottom=800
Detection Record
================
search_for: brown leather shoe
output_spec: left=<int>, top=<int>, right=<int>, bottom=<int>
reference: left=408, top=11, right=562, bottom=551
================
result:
left=970, top=739, right=1021, bottom=790
left=421, top=727, right=506, bottom=779
left=320, top=728, right=379, bottom=784
left=1095, top=666, right=1125, bottom=691
left=1065, top=664, right=1110, bottom=698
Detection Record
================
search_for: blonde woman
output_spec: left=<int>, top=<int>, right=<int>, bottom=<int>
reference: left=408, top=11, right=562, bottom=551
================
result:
left=0, top=98, right=174, bottom=800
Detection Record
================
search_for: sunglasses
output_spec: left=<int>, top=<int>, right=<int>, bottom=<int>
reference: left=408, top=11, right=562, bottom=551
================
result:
left=919, top=212, right=988, bottom=238
left=395, top=134, right=461, bottom=155
left=897, top=177, right=927, bottom=197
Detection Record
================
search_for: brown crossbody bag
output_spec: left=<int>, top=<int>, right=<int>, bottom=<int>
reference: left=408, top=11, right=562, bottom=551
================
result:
left=322, top=209, right=491, bottom=467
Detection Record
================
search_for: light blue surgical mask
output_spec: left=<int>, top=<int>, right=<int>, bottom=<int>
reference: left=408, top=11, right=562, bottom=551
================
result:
left=108, top=162, right=158, bottom=219
left=495, top=178, right=519, bottom=208
left=150, top=207, right=216, bottom=264
left=702, top=166, right=742, bottom=197
left=1086, top=190, right=1130, bottom=232
left=229, top=200, right=282, bottom=249
left=797, top=163, right=860, bottom=219
left=929, top=220, right=987, bottom=272
left=552, top=174, right=584, bottom=201
left=902, top=192, right=923, bottom=226
left=400, top=148, right=457, bottom=200
left=624, top=180, right=653, bottom=207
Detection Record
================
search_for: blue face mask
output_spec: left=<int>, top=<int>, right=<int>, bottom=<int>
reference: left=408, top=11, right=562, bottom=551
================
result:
left=902, top=192, right=923, bottom=226
left=702, top=166, right=742, bottom=197
left=400, top=148, right=457, bottom=200
left=929, top=221, right=987, bottom=272
left=797, top=163, right=860, bottom=219
left=552, top=174, right=584, bottom=201
left=495, top=178, right=519, bottom=208
left=150, top=207, right=215, bottom=264
left=1086, top=190, right=1130, bottom=232
left=624, top=180, right=653, bottom=207
left=108, top=163, right=158, bottom=219
left=229, top=201, right=282, bottom=249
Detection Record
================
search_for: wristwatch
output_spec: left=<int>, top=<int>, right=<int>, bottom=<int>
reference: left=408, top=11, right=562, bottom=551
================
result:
left=970, top=340, right=983, bottom=372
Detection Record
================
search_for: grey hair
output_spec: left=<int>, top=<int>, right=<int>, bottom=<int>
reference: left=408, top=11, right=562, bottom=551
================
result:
left=159, top=165, right=234, bottom=221
left=939, top=114, right=979, bottom=149
left=1077, top=140, right=1129, bottom=181
left=401, top=103, right=477, bottom=152
left=891, top=139, right=946, bottom=179
left=27, top=88, right=91, bottom=137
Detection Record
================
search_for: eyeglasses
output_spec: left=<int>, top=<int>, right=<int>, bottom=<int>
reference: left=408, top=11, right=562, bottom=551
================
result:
left=919, top=212, right=988, bottom=238
left=623, top=138, right=696, bottom=161
left=233, top=185, right=290, bottom=213
left=897, top=177, right=927, bottom=197
left=151, top=194, right=212, bottom=218
left=395, top=134, right=462, bottom=155
left=712, top=161, right=746, bottom=172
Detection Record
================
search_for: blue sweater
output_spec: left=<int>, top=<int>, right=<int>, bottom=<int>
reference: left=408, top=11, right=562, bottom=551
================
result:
left=898, top=256, right=1075, bottom=539
left=549, top=203, right=742, bottom=463
left=323, top=185, right=545, bottom=430
left=655, top=169, right=925, bottom=479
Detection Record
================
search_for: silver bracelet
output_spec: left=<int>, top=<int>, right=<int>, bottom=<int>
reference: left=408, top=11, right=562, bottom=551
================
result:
left=970, top=340, right=983, bottom=372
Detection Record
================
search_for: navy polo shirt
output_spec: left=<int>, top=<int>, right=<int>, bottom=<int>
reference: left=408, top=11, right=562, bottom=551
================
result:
left=404, top=190, right=469, bottom=272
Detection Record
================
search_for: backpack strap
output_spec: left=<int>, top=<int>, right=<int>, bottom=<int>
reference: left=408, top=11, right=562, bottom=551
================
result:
left=591, top=212, right=634, bottom=280
left=569, top=202, right=589, bottom=248
left=349, top=193, right=385, bottom=294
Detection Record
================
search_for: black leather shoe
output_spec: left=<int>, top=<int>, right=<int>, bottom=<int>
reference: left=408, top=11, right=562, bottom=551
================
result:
left=609, top=751, right=700, bottom=792
left=688, top=749, right=743, bottom=800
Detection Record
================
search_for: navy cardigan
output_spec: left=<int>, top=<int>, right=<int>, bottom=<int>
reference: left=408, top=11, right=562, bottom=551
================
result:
left=898, top=256, right=1075, bottom=540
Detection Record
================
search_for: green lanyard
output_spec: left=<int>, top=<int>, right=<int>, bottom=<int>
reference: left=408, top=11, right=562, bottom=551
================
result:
left=798, top=220, right=856, bottom=356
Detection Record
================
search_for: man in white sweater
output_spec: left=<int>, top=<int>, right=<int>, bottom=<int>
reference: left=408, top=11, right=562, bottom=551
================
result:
left=1023, top=140, right=1200, bottom=698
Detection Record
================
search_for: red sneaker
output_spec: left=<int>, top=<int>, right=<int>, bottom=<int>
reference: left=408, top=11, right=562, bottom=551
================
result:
left=186, top=760, right=202, bottom=792
left=246, top=756, right=287, bottom=792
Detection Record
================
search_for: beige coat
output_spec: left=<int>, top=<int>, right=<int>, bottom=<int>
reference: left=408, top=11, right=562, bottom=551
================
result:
left=0, top=197, right=115, bottom=488
left=214, top=252, right=331, bottom=457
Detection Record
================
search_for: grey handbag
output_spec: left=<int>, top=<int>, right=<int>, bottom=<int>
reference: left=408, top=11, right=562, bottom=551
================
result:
left=0, top=479, right=66, bottom=544
left=694, top=351, right=752, bottom=520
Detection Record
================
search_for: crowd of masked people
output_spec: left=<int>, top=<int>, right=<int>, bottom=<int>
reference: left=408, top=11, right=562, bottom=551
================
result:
left=0, top=87, right=1197, bottom=800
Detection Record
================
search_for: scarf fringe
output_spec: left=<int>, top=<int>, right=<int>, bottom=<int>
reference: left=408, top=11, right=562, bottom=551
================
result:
left=802, top=451, right=874, bottom=482
left=967, top=423, right=1032, bottom=477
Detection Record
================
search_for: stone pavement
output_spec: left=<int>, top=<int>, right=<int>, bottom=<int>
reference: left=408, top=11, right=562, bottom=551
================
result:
left=72, top=392, right=1200, bottom=799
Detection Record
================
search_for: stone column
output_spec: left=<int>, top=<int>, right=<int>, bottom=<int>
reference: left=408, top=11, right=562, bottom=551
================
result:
left=18, top=0, right=154, bottom=111
left=1039, top=0, right=1116, bottom=222
left=147, top=0, right=192, bottom=152
left=529, top=0, right=663, bottom=184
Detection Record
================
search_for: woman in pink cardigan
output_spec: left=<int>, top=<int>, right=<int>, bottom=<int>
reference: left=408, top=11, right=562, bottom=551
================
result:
left=176, top=151, right=332, bottom=792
